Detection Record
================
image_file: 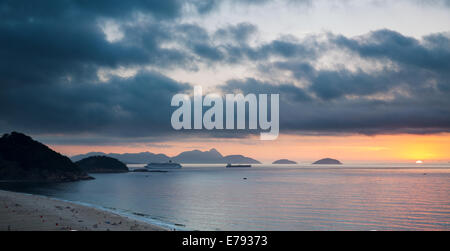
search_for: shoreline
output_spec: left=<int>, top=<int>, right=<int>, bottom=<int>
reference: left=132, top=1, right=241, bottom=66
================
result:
left=0, top=189, right=168, bottom=231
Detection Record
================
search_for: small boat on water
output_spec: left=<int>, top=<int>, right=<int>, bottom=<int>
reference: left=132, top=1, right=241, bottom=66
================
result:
left=146, top=160, right=182, bottom=169
left=226, top=163, right=252, bottom=168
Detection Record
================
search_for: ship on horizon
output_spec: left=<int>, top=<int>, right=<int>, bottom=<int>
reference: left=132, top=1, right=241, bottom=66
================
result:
left=146, top=160, right=182, bottom=169
left=226, top=163, right=252, bottom=168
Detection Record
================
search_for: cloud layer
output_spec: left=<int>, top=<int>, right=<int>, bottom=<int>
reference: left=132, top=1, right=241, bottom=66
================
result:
left=0, top=0, right=449, bottom=144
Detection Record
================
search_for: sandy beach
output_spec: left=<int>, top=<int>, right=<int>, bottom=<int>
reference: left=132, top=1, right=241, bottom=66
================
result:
left=0, top=190, right=167, bottom=231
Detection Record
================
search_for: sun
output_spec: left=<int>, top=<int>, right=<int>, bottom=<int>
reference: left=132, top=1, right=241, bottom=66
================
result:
left=416, top=160, right=424, bottom=164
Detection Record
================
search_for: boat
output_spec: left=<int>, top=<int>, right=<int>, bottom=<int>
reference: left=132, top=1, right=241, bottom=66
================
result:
left=226, top=163, right=252, bottom=168
left=145, top=160, right=182, bottom=169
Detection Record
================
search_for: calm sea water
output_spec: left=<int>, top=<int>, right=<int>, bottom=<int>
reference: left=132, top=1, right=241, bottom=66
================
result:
left=1, top=164, right=449, bottom=231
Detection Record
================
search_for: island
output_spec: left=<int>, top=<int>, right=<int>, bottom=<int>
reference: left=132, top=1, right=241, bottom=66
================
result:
left=273, top=159, right=297, bottom=164
left=312, top=158, right=342, bottom=165
left=223, top=155, right=261, bottom=164
left=0, top=132, right=93, bottom=182
left=75, top=156, right=129, bottom=173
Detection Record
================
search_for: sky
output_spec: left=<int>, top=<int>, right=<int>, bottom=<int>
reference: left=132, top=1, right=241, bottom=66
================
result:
left=1, top=0, right=450, bottom=162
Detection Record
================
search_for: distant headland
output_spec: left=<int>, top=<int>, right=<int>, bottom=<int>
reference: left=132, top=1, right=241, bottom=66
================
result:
left=313, top=158, right=342, bottom=165
left=273, top=159, right=297, bottom=164
left=0, top=132, right=93, bottom=182
left=72, top=148, right=261, bottom=165
left=75, top=156, right=129, bottom=173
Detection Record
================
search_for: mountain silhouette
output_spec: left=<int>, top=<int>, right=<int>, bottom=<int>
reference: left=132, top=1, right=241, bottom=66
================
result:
left=71, top=152, right=170, bottom=164
left=0, top=132, right=93, bottom=182
left=313, top=158, right=342, bottom=165
left=273, top=159, right=297, bottom=164
left=72, top=148, right=260, bottom=164
left=75, top=156, right=129, bottom=173
left=172, top=148, right=223, bottom=163
left=223, top=155, right=261, bottom=164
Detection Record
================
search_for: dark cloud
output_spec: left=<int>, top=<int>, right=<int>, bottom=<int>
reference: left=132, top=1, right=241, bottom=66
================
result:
left=0, top=71, right=190, bottom=137
left=219, top=77, right=450, bottom=136
left=188, top=0, right=273, bottom=14
left=223, top=78, right=312, bottom=102
left=0, top=0, right=204, bottom=91
left=192, top=43, right=225, bottom=61
left=0, top=18, right=149, bottom=88
left=174, top=23, right=319, bottom=64
left=215, top=29, right=450, bottom=135
left=333, top=29, right=450, bottom=74
left=0, top=1, right=449, bottom=144
left=1, top=0, right=184, bottom=20
left=214, top=23, right=258, bottom=44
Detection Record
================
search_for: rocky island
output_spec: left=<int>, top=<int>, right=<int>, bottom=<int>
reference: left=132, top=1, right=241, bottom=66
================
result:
left=313, top=158, right=342, bottom=165
left=0, top=132, right=93, bottom=182
left=75, top=156, right=129, bottom=173
left=223, top=155, right=261, bottom=164
left=273, top=159, right=297, bottom=164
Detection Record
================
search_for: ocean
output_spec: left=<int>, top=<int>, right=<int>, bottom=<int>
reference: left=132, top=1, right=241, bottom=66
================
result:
left=1, top=163, right=449, bottom=231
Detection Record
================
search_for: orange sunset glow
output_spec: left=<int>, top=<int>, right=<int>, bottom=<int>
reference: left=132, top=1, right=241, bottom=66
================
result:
left=50, top=133, right=450, bottom=163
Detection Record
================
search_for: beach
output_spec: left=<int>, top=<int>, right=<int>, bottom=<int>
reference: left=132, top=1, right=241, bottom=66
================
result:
left=0, top=189, right=166, bottom=231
